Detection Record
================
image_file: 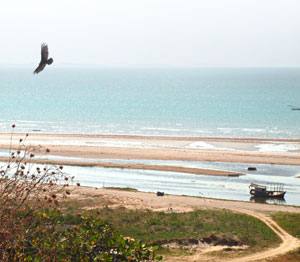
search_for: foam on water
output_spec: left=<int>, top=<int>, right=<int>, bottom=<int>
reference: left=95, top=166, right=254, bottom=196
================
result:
left=187, top=141, right=235, bottom=151
left=255, top=143, right=299, bottom=152
left=186, top=141, right=215, bottom=149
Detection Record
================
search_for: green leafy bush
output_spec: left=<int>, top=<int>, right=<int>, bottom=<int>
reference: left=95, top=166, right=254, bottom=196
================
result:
left=12, top=209, right=160, bottom=261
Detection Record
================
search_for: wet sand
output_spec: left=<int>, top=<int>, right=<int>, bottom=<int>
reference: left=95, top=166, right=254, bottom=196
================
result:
left=0, top=132, right=299, bottom=165
left=0, top=156, right=242, bottom=177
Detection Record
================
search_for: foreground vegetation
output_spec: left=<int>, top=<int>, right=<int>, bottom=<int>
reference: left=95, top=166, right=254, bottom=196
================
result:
left=85, top=207, right=279, bottom=252
left=14, top=209, right=159, bottom=261
left=6, top=206, right=282, bottom=261
left=17, top=206, right=279, bottom=260
left=0, top=130, right=159, bottom=261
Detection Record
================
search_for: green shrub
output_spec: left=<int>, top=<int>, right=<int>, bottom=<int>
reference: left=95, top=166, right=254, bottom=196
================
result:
left=10, top=209, right=161, bottom=261
left=272, top=212, right=300, bottom=239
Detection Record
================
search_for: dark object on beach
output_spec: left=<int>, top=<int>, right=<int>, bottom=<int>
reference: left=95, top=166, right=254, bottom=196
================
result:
left=156, top=191, right=164, bottom=197
left=249, top=183, right=286, bottom=199
left=247, top=167, right=257, bottom=171
left=34, top=43, right=53, bottom=74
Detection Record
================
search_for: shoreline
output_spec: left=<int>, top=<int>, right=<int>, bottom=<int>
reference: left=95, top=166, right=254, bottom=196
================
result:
left=0, top=132, right=299, bottom=166
left=1, top=132, right=300, bottom=143
left=101, top=186, right=300, bottom=209
left=70, top=186, right=300, bottom=213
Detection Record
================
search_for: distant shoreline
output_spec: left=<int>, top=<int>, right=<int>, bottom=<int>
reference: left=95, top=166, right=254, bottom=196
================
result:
left=1, top=131, right=300, bottom=143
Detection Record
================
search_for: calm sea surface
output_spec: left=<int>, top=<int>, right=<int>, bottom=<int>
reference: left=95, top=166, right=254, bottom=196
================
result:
left=0, top=67, right=300, bottom=137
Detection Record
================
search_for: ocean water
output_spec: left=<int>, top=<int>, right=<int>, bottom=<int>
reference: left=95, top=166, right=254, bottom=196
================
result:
left=0, top=67, right=300, bottom=138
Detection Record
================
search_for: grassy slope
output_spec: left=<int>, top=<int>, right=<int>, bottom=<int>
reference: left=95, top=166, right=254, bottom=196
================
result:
left=272, top=212, right=300, bottom=239
left=86, top=207, right=278, bottom=250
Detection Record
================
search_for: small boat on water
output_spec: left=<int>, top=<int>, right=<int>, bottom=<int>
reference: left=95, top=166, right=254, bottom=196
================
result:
left=288, top=105, right=300, bottom=111
left=249, top=183, right=286, bottom=199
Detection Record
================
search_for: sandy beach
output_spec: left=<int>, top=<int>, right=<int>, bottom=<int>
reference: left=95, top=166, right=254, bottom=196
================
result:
left=1, top=132, right=300, bottom=166
left=71, top=186, right=300, bottom=214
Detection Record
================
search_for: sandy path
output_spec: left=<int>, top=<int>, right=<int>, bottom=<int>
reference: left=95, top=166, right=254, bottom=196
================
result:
left=185, top=209, right=300, bottom=262
left=70, top=187, right=300, bottom=261
left=228, top=209, right=299, bottom=262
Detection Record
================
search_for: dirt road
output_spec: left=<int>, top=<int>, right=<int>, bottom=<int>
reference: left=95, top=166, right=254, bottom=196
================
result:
left=229, top=209, right=299, bottom=262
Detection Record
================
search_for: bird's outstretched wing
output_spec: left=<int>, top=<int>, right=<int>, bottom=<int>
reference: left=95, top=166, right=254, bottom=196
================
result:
left=33, top=43, right=48, bottom=74
left=33, top=62, right=46, bottom=74
left=41, top=43, right=49, bottom=63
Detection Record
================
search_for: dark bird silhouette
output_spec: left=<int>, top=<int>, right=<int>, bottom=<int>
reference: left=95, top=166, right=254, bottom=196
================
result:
left=33, top=43, right=53, bottom=74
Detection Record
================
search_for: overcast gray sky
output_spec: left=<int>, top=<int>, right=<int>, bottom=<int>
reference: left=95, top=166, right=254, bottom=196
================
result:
left=0, top=0, right=299, bottom=67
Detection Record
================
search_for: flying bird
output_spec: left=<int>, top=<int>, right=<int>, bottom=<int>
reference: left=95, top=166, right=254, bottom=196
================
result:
left=33, top=43, right=53, bottom=74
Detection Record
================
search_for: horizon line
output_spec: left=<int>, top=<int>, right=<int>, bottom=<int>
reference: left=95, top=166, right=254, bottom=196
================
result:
left=0, top=64, right=300, bottom=69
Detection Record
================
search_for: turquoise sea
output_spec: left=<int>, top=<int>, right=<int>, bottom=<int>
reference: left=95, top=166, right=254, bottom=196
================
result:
left=1, top=67, right=300, bottom=138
